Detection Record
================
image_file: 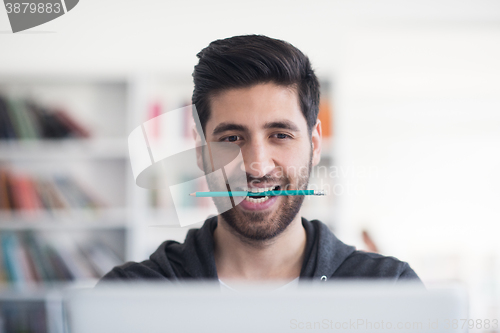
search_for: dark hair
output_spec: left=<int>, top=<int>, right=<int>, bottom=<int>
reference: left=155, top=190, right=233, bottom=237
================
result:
left=192, top=34, right=320, bottom=136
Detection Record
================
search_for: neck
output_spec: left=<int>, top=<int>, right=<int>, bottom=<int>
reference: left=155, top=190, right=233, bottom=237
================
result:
left=213, top=213, right=307, bottom=281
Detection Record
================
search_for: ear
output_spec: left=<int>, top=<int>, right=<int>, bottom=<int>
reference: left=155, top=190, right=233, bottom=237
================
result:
left=193, top=126, right=204, bottom=171
left=311, top=119, right=322, bottom=167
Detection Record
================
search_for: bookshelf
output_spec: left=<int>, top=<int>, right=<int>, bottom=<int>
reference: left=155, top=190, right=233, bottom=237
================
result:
left=0, top=76, right=130, bottom=290
left=0, top=75, right=131, bottom=332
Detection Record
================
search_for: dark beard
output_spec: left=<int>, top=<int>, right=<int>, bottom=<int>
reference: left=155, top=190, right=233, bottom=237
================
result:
left=220, top=191, right=305, bottom=242
left=220, top=152, right=313, bottom=243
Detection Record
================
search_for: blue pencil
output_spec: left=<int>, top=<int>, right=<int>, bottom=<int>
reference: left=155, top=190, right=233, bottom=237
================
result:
left=189, top=190, right=325, bottom=197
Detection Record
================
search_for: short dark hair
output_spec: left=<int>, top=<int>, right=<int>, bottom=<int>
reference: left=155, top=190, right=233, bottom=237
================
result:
left=192, top=34, right=320, bottom=137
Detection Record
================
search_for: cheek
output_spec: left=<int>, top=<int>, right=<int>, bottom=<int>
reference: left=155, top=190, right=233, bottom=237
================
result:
left=273, top=144, right=312, bottom=179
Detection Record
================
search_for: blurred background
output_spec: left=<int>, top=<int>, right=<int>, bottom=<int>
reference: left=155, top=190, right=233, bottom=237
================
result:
left=0, top=0, right=499, bottom=331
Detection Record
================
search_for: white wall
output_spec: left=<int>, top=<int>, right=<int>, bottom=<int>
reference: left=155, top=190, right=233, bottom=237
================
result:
left=1, top=0, right=498, bottom=76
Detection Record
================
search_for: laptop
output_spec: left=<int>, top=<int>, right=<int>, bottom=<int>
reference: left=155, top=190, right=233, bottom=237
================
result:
left=65, top=281, right=467, bottom=333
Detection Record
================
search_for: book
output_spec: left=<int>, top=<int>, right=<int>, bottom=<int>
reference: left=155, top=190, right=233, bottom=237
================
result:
left=53, top=109, right=90, bottom=138
left=9, top=173, right=42, bottom=218
left=0, top=238, right=7, bottom=283
left=0, top=232, right=41, bottom=285
left=52, top=174, right=82, bottom=209
left=18, top=233, right=42, bottom=282
left=0, top=232, right=24, bottom=285
left=43, top=175, right=72, bottom=211
left=26, top=101, right=59, bottom=139
left=21, top=176, right=43, bottom=211
left=5, top=99, right=38, bottom=139
left=40, top=109, right=72, bottom=138
left=80, top=241, right=123, bottom=277
left=45, top=245, right=73, bottom=280
left=0, top=95, right=16, bottom=139
left=71, top=176, right=105, bottom=209
left=44, top=234, right=98, bottom=280
left=23, top=232, right=55, bottom=282
left=41, top=178, right=68, bottom=211
left=0, top=95, right=91, bottom=139
left=0, top=168, right=105, bottom=214
left=0, top=231, right=122, bottom=284
left=17, top=237, right=38, bottom=284
left=0, top=168, right=12, bottom=211
left=32, top=176, right=53, bottom=211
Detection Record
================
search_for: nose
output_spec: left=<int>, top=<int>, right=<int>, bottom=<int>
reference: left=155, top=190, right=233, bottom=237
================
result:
left=240, top=140, right=276, bottom=178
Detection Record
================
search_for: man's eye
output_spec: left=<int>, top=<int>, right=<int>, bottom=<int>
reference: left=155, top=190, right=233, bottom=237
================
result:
left=274, top=133, right=290, bottom=139
left=222, top=135, right=240, bottom=142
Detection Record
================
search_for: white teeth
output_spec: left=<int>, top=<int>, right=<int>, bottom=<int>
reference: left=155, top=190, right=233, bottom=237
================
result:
left=244, top=196, right=269, bottom=203
left=244, top=186, right=278, bottom=203
left=247, top=186, right=277, bottom=193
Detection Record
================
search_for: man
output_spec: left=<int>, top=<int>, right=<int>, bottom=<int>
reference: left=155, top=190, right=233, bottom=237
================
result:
left=101, top=34, right=421, bottom=288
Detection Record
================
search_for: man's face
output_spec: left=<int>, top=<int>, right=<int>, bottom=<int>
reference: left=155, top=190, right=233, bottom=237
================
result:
left=203, top=82, right=322, bottom=241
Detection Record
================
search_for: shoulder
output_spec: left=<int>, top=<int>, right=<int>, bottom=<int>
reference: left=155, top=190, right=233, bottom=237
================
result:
left=98, top=240, right=184, bottom=283
left=303, top=218, right=421, bottom=282
left=333, top=250, right=421, bottom=281
left=99, top=260, right=165, bottom=281
left=97, top=217, right=219, bottom=283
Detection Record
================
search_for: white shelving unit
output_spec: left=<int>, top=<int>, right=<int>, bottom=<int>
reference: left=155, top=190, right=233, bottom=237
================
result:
left=0, top=138, right=128, bottom=160
left=0, top=76, right=132, bottom=275
left=124, top=74, right=196, bottom=260
left=0, top=75, right=134, bottom=333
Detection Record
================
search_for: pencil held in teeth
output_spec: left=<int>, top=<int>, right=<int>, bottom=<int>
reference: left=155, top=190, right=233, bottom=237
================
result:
left=189, top=189, right=325, bottom=197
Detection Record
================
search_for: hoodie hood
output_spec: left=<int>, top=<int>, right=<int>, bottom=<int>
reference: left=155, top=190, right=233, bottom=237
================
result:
left=101, top=215, right=421, bottom=284
left=149, top=216, right=356, bottom=280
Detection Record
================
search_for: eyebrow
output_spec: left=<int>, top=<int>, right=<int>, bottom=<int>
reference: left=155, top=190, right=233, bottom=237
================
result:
left=212, top=120, right=300, bottom=136
left=263, top=120, right=300, bottom=132
left=212, top=123, right=248, bottom=136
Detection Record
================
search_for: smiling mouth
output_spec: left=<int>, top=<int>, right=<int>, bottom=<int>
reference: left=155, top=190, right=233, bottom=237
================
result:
left=244, top=185, right=281, bottom=203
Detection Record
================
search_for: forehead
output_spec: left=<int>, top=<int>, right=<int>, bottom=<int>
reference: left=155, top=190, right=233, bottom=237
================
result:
left=206, top=82, right=306, bottom=133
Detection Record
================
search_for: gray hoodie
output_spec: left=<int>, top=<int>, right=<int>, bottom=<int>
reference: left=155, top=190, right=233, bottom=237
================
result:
left=100, top=216, right=421, bottom=283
